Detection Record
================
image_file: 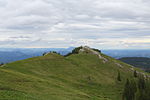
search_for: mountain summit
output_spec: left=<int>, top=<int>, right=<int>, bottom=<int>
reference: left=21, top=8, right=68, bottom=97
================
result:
left=67, top=46, right=108, bottom=63
left=0, top=46, right=149, bottom=100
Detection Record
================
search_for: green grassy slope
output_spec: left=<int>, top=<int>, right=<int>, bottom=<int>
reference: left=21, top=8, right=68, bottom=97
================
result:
left=0, top=50, right=148, bottom=100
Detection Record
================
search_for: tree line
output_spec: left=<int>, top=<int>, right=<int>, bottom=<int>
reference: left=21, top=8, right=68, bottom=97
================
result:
left=117, top=70, right=150, bottom=100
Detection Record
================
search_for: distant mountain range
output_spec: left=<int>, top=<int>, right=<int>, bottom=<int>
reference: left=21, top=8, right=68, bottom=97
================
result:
left=0, top=47, right=150, bottom=63
left=0, top=47, right=74, bottom=63
left=102, top=49, right=150, bottom=58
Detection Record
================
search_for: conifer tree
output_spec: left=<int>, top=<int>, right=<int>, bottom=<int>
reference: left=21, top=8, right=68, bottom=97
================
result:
left=130, top=80, right=137, bottom=100
left=117, top=71, right=121, bottom=81
left=134, top=70, right=137, bottom=77
left=136, top=75, right=147, bottom=100
left=123, top=79, right=130, bottom=100
left=123, top=79, right=137, bottom=100
left=138, top=75, right=146, bottom=90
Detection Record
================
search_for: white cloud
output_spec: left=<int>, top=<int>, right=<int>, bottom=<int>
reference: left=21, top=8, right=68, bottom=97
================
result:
left=0, top=0, right=150, bottom=49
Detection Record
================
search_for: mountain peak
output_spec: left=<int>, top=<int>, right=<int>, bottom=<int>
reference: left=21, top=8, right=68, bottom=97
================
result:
left=68, top=46, right=108, bottom=63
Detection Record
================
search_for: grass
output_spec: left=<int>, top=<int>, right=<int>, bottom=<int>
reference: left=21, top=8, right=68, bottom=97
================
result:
left=0, top=52, right=148, bottom=100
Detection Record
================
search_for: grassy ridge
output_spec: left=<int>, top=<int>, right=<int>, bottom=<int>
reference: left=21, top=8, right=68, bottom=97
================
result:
left=0, top=52, right=147, bottom=100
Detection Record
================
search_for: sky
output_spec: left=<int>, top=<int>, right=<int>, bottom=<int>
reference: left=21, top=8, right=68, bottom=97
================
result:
left=0, top=0, right=150, bottom=49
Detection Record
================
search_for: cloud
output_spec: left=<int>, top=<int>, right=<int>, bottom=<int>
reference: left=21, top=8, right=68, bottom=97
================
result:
left=0, top=0, right=150, bottom=49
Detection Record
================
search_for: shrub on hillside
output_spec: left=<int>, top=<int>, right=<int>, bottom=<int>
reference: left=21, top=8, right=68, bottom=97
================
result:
left=92, top=48, right=101, bottom=53
left=64, top=46, right=83, bottom=57
left=0, top=63, right=4, bottom=66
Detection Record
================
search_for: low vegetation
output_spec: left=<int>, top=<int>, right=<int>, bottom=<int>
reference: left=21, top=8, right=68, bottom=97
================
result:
left=0, top=47, right=149, bottom=100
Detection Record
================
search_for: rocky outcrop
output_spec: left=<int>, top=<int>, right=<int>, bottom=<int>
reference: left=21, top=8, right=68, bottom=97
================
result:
left=79, top=46, right=108, bottom=63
